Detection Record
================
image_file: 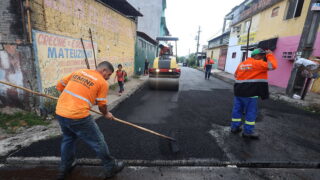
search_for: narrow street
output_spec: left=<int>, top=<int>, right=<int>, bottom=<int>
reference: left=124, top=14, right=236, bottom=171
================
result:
left=9, top=68, right=320, bottom=161
left=2, top=67, right=319, bottom=179
left=1, top=0, right=320, bottom=179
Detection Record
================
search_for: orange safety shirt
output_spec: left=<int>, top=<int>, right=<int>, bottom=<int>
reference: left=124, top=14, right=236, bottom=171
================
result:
left=56, top=69, right=109, bottom=119
left=204, top=59, right=215, bottom=68
left=235, top=54, right=278, bottom=82
left=160, top=46, right=170, bottom=56
left=233, top=53, right=278, bottom=99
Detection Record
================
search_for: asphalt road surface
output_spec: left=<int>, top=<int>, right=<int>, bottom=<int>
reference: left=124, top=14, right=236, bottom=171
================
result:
left=1, top=165, right=319, bottom=180
left=10, top=67, right=320, bottom=163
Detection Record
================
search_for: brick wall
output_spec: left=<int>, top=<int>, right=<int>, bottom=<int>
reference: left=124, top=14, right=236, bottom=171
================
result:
left=0, top=0, right=39, bottom=110
left=0, top=0, right=26, bottom=43
left=30, top=0, right=137, bottom=92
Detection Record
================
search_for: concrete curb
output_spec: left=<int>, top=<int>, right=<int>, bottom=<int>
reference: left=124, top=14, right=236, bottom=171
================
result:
left=195, top=68, right=235, bottom=84
left=211, top=72, right=235, bottom=84
left=109, top=79, right=147, bottom=111
left=6, top=157, right=320, bottom=169
left=0, top=77, right=147, bottom=159
left=92, top=78, right=147, bottom=119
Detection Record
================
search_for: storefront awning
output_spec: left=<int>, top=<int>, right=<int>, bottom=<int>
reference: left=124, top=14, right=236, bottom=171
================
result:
left=241, top=44, right=258, bottom=51
left=258, top=38, right=278, bottom=51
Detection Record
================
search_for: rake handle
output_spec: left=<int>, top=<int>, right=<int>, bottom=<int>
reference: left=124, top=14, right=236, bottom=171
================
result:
left=0, top=80, right=175, bottom=141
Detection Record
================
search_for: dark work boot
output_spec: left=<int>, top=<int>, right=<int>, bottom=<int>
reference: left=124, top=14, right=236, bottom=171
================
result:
left=231, top=127, right=242, bottom=134
left=242, top=132, right=259, bottom=139
left=57, top=161, right=77, bottom=180
left=105, top=160, right=125, bottom=179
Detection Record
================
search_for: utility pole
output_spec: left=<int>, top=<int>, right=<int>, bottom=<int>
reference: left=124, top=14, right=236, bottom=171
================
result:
left=196, top=26, right=201, bottom=66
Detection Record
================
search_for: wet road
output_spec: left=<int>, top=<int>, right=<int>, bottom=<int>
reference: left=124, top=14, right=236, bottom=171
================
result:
left=10, top=67, right=320, bottom=163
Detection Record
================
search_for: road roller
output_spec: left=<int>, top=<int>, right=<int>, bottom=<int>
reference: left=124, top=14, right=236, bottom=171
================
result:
left=148, top=36, right=180, bottom=91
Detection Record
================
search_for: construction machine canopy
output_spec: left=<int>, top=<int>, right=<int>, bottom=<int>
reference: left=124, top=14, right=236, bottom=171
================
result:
left=156, top=36, right=179, bottom=41
left=156, top=36, right=179, bottom=57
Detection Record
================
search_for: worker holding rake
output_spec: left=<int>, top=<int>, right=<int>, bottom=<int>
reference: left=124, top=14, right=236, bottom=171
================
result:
left=55, top=61, right=124, bottom=179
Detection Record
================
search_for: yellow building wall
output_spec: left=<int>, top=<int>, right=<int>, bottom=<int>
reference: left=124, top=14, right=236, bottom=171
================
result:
left=30, top=0, right=136, bottom=92
left=311, top=26, right=320, bottom=94
left=255, top=0, right=311, bottom=41
left=233, top=14, right=261, bottom=45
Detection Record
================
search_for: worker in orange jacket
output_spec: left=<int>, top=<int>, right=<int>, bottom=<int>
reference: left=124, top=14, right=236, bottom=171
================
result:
left=159, top=44, right=171, bottom=56
left=55, top=61, right=124, bottom=179
left=231, top=48, right=278, bottom=139
left=204, top=57, right=215, bottom=79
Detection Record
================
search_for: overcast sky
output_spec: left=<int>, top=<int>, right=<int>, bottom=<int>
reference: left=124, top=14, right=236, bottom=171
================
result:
left=166, top=0, right=244, bottom=56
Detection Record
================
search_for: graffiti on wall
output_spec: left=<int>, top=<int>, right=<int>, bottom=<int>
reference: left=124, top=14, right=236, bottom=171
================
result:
left=0, top=45, right=27, bottom=107
left=37, top=0, right=136, bottom=77
left=32, top=30, right=97, bottom=92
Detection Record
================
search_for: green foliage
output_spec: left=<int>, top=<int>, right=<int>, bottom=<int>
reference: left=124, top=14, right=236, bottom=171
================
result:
left=109, top=83, right=117, bottom=91
left=0, top=112, right=49, bottom=133
left=187, top=53, right=197, bottom=67
left=177, top=56, right=186, bottom=63
left=43, top=86, right=60, bottom=114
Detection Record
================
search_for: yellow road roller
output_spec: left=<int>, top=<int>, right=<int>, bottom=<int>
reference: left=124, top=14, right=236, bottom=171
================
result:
left=148, top=36, right=180, bottom=91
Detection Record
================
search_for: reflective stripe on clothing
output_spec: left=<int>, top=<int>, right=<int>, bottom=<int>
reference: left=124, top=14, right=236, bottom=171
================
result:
left=245, top=120, right=255, bottom=125
left=232, top=118, right=242, bottom=122
left=64, top=89, right=93, bottom=107
left=235, top=79, right=268, bottom=83
left=56, top=69, right=109, bottom=119
left=60, top=80, right=66, bottom=87
left=268, top=61, right=273, bottom=70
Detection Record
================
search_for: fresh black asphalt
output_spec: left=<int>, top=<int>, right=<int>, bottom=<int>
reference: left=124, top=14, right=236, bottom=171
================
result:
left=11, top=68, right=320, bottom=163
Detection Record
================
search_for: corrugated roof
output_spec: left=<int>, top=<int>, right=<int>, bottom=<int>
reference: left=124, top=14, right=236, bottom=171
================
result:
left=137, top=31, right=158, bottom=45
left=99, top=0, right=143, bottom=17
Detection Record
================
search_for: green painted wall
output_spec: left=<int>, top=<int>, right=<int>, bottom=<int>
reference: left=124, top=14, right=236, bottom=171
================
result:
left=134, top=37, right=157, bottom=75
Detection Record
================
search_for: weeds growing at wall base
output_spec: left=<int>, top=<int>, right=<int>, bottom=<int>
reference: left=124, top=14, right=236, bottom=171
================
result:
left=0, top=112, right=49, bottom=133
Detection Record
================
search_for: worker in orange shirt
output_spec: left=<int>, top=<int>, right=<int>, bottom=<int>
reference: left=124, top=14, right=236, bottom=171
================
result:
left=159, top=44, right=171, bottom=56
left=55, top=61, right=124, bottom=180
left=231, top=49, right=278, bottom=139
left=204, top=57, right=215, bottom=79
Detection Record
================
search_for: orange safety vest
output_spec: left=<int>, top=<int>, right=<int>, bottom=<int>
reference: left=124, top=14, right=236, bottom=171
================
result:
left=234, top=54, right=278, bottom=99
left=204, top=59, right=215, bottom=68
left=56, top=69, right=109, bottom=119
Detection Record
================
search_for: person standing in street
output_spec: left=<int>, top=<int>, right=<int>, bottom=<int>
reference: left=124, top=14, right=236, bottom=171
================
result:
left=204, top=57, right=215, bottom=79
left=144, top=59, right=149, bottom=75
left=55, top=61, right=124, bottom=180
left=230, top=49, right=278, bottom=139
left=114, top=64, right=126, bottom=96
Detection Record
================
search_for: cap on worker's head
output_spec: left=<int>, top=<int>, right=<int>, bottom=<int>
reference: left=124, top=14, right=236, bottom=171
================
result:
left=251, top=48, right=266, bottom=57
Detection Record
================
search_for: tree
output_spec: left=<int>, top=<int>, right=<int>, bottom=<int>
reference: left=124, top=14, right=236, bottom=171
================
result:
left=187, top=53, right=197, bottom=67
left=177, top=56, right=186, bottom=63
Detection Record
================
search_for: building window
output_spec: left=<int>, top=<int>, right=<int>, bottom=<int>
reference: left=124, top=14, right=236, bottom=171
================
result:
left=138, top=39, right=143, bottom=48
left=142, top=41, right=146, bottom=49
left=232, top=52, right=237, bottom=58
left=242, top=52, right=247, bottom=62
left=232, top=25, right=241, bottom=33
left=243, top=20, right=251, bottom=33
left=271, top=7, right=280, bottom=17
left=285, top=0, right=304, bottom=20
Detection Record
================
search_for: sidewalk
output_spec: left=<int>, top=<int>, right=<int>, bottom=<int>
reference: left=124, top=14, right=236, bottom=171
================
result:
left=0, top=76, right=148, bottom=158
left=209, top=68, right=320, bottom=112
left=91, top=76, right=148, bottom=118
